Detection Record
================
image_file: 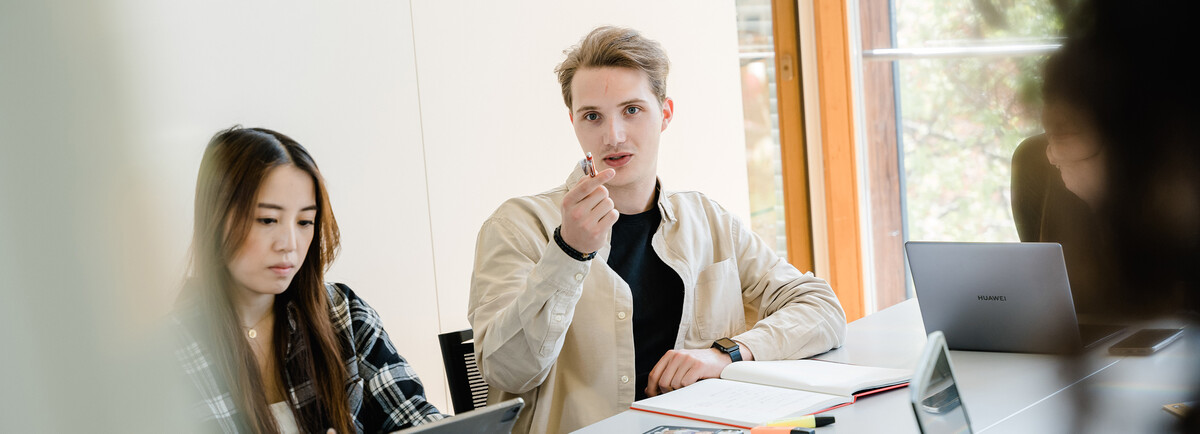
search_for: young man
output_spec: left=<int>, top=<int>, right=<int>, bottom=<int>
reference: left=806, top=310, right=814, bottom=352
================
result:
left=468, top=26, right=846, bottom=433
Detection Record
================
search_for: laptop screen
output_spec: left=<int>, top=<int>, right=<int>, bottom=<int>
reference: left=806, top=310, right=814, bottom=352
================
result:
left=905, top=241, right=1085, bottom=354
left=911, top=331, right=973, bottom=434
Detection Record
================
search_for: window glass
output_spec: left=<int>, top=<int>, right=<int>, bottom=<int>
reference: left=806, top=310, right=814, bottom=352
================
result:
left=893, top=1, right=1064, bottom=242
left=736, top=0, right=788, bottom=259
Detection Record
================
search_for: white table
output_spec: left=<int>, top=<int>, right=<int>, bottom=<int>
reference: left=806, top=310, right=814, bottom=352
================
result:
left=574, top=299, right=1197, bottom=433
left=986, top=322, right=1198, bottom=433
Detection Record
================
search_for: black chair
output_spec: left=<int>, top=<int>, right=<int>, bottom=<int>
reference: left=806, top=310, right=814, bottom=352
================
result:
left=438, top=329, right=489, bottom=414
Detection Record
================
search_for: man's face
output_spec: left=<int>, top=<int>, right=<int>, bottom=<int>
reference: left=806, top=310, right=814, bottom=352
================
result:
left=569, top=66, right=673, bottom=191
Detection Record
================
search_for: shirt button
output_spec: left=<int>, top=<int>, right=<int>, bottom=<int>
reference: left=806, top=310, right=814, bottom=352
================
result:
left=574, top=273, right=584, bottom=281
left=554, top=314, right=563, bottom=322
left=621, top=375, right=630, bottom=384
left=617, top=311, right=627, bottom=320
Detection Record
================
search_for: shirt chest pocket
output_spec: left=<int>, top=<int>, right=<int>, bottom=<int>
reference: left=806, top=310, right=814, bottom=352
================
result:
left=692, top=258, right=746, bottom=340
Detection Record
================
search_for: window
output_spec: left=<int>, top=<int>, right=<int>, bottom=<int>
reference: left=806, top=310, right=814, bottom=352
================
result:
left=859, top=0, right=1067, bottom=305
left=736, top=0, right=790, bottom=262
left=736, top=0, right=814, bottom=276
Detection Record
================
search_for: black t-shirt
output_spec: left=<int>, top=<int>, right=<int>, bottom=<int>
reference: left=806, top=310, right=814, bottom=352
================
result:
left=607, top=202, right=684, bottom=401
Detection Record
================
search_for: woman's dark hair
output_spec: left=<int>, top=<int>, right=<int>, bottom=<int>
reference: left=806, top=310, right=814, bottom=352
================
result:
left=181, top=126, right=351, bottom=433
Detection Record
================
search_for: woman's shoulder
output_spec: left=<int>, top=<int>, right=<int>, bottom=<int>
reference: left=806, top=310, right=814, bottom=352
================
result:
left=323, top=282, right=382, bottom=330
left=324, top=281, right=374, bottom=308
left=1012, top=134, right=1052, bottom=172
left=166, top=292, right=209, bottom=341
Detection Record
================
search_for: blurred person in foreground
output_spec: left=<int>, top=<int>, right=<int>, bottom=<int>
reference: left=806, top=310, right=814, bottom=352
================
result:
left=1055, top=0, right=1200, bottom=432
left=170, top=126, right=444, bottom=433
left=1010, top=48, right=1119, bottom=318
left=468, top=26, right=846, bottom=433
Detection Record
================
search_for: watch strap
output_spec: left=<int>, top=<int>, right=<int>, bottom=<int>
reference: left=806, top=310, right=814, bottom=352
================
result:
left=713, top=339, right=742, bottom=363
left=726, top=346, right=742, bottom=363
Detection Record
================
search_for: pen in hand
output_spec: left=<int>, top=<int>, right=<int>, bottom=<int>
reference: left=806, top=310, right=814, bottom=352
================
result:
left=580, top=152, right=597, bottom=177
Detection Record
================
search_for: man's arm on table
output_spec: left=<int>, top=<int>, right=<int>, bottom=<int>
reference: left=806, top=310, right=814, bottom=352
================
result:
left=646, top=208, right=846, bottom=396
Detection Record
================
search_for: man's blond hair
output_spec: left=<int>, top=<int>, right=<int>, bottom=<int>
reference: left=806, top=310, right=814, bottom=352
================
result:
left=555, top=26, right=670, bottom=110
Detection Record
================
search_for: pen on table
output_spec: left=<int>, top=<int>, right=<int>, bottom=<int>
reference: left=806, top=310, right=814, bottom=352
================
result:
left=765, top=415, right=834, bottom=428
left=749, top=427, right=816, bottom=434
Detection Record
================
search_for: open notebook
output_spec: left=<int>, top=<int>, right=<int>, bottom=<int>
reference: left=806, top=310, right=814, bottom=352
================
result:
left=631, top=360, right=912, bottom=429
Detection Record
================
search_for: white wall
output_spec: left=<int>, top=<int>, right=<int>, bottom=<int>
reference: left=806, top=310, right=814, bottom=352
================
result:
left=3, top=0, right=749, bottom=419
left=108, top=0, right=452, bottom=409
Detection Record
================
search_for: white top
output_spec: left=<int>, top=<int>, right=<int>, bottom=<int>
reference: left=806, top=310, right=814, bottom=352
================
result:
left=269, top=401, right=300, bottom=434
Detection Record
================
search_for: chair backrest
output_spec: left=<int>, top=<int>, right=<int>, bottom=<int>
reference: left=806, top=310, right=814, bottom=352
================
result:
left=437, top=329, right=488, bottom=414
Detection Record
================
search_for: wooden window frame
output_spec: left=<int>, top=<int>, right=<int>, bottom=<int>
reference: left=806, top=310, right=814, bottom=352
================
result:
left=797, top=0, right=868, bottom=321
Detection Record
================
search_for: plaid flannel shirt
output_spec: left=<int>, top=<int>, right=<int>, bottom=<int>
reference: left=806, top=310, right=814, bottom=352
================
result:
left=171, top=282, right=444, bottom=433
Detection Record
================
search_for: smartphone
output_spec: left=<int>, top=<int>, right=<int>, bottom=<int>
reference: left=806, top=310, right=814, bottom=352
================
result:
left=1108, top=328, right=1184, bottom=356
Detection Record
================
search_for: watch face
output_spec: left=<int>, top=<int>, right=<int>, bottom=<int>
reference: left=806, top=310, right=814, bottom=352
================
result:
left=715, top=338, right=737, bottom=350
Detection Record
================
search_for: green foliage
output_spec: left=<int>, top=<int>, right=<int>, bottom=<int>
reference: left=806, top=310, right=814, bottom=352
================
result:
left=895, top=0, right=1063, bottom=241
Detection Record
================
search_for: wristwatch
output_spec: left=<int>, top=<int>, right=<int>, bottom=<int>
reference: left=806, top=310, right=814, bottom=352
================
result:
left=712, top=338, right=742, bottom=363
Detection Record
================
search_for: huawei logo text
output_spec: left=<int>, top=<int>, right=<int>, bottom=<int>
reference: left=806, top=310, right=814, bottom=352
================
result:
left=977, top=295, right=1007, bottom=301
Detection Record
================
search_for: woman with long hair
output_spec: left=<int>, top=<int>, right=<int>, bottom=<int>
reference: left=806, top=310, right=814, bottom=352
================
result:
left=171, top=126, right=443, bottom=433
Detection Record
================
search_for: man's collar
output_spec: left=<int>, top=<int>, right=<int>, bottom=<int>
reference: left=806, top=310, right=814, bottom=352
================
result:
left=654, top=180, right=676, bottom=222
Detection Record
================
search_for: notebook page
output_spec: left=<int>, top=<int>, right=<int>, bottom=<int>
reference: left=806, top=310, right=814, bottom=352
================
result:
left=630, top=378, right=848, bottom=427
left=720, top=360, right=912, bottom=396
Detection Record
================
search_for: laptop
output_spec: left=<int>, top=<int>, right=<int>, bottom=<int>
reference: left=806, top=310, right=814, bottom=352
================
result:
left=911, top=331, right=974, bottom=434
left=904, top=241, right=1125, bottom=354
left=391, top=398, right=523, bottom=434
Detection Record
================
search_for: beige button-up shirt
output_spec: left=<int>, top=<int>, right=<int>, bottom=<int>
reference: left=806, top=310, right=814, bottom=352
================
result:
left=468, top=168, right=847, bottom=433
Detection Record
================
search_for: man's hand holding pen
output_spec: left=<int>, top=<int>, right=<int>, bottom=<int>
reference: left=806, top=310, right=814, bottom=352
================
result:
left=581, top=152, right=598, bottom=177
left=560, top=167, right=618, bottom=255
